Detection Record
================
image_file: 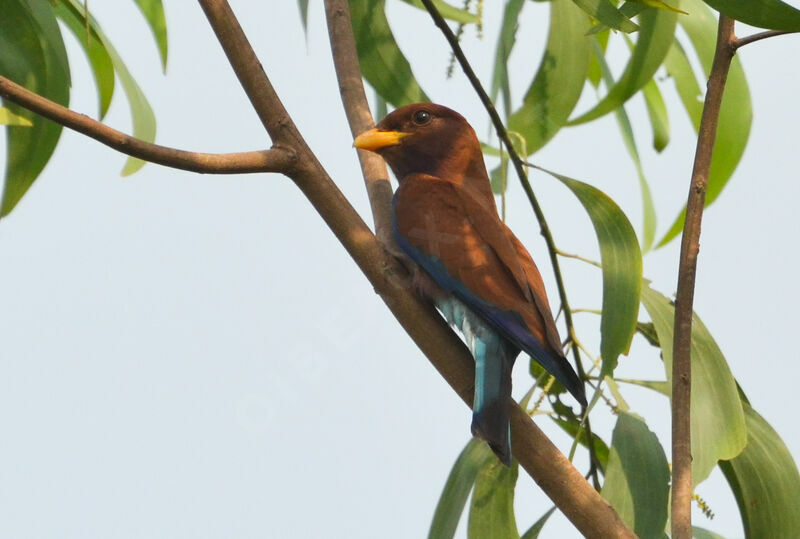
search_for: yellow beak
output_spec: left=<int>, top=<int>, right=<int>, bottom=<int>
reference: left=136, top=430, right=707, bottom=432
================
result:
left=353, top=128, right=409, bottom=152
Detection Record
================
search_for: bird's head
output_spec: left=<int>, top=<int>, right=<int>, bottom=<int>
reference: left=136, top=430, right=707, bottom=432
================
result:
left=353, top=103, right=484, bottom=183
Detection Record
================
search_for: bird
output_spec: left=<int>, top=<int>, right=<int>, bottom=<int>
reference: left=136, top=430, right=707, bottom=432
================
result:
left=353, top=103, right=586, bottom=465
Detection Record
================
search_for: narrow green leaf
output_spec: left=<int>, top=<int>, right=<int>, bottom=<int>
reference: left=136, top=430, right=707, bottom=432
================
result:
left=467, top=459, right=520, bottom=539
left=374, top=86, right=388, bottom=120
left=1, top=0, right=70, bottom=217
left=402, top=0, right=480, bottom=24
left=569, top=6, right=678, bottom=125
left=0, top=107, right=33, bottom=126
left=571, top=0, right=639, bottom=32
left=692, top=526, right=728, bottom=539
left=297, top=0, right=309, bottom=32
left=587, top=1, right=647, bottom=34
left=640, top=286, right=747, bottom=485
left=586, top=28, right=609, bottom=87
left=350, top=0, right=428, bottom=107
left=641, top=78, right=669, bottom=152
left=131, top=0, right=168, bottom=71
left=54, top=1, right=116, bottom=119
left=507, top=0, right=591, bottom=155
left=491, top=0, right=525, bottom=116
left=64, top=0, right=157, bottom=176
left=657, top=0, right=752, bottom=247
left=489, top=154, right=510, bottom=195
left=542, top=168, right=642, bottom=375
left=520, top=507, right=556, bottom=539
left=552, top=417, right=610, bottom=471
left=719, top=403, right=800, bottom=538
left=428, top=439, right=494, bottom=539
left=601, top=412, right=669, bottom=539
left=626, top=0, right=686, bottom=13
left=703, top=0, right=800, bottom=31
left=615, top=377, right=670, bottom=395
left=663, top=38, right=702, bottom=130
left=592, top=37, right=657, bottom=252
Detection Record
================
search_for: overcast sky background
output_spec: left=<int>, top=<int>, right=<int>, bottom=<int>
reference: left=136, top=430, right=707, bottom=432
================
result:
left=1, top=1, right=799, bottom=537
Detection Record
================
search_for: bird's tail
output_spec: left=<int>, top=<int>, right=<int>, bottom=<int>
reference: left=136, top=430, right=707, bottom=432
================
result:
left=470, top=337, right=516, bottom=466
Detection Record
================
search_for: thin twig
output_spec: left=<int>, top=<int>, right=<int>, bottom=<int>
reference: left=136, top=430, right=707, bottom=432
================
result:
left=734, top=29, right=797, bottom=49
left=0, top=75, right=294, bottom=174
left=419, top=0, right=602, bottom=491
left=323, top=0, right=395, bottom=244
left=671, top=14, right=737, bottom=539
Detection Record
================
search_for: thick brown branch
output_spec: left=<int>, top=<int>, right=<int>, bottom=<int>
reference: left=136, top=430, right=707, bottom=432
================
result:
left=671, top=15, right=736, bottom=539
left=324, top=0, right=395, bottom=244
left=419, top=0, right=602, bottom=490
left=0, top=75, right=294, bottom=174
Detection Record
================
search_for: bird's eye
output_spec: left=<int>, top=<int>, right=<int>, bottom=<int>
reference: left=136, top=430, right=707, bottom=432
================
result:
left=413, top=110, right=432, bottom=125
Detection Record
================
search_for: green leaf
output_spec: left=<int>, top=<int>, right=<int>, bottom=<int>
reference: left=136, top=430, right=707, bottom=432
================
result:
left=601, top=412, right=669, bottom=539
left=0, top=107, right=33, bottom=126
left=491, top=0, right=525, bottom=116
left=663, top=38, right=702, bottom=130
left=615, top=377, right=670, bottom=395
left=507, top=0, right=591, bottom=155
left=1, top=0, right=71, bottom=217
left=542, top=168, right=642, bottom=375
left=428, top=439, right=494, bottom=539
left=657, top=0, right=752, bottom=247
left=636, top=320, right=660, bottom=346
left=692, top=526, right=727, bottom=539
left=401, top=0, right=480, bottom=24
left=520, top=507, right=556, bottom=539
left=571, top=0, right=639, bottom=32
left=626, top=0, right=686, bottom=13
left=641, top=77, right=669, bottom=152
left=640, top=286, right=747, bottom=485
left=63, top=0, right=157, bottom=176
left=350, top=0, right=428, bottom=107
left=588, top=1, right=647, bottom=33
left=54, top=1, right=116, bottom=119
left=131, top=0, right=168, bottom=71
left=552, top=417, right=610, bottom=471
left=702, top=0, right=800, bottom=31
left=467, top=459, right=520, bottom=539
left=592, top=37, right=657, bottom=252
left=719, top=403, right=800, bottom=538
left=298, top=0, right=309, bottom=33
left=569, top=5, right=678, bottom=125
left=586, top=28, right=609, bottom=87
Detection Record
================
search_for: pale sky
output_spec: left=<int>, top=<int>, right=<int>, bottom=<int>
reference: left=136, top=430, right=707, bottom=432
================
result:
left=1, top=2, right=798, bottom=537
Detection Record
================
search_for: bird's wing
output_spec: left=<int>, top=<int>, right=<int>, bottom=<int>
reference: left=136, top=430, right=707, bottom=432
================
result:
left=393, top=174, right=585, bottom=404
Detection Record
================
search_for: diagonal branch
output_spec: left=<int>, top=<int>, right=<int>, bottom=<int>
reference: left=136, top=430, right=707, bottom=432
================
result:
left=418, top=0, right=602, bottom=489
left=0, top=75, right=294, bottom=174
left=671, top=14, right=737, bottom=539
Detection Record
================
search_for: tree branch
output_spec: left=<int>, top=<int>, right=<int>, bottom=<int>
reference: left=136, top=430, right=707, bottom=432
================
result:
left=418, top=0, right=602, bottom=490
left=324, top=0, right=395, bottom=244
left=671, top=14, right=737, bottom=539
left=0, top=75, right=294, bottom=174
left=733, top=29, right=797, bottom=49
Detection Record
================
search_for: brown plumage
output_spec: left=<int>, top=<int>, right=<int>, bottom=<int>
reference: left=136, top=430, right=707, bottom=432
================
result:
left=354, top=104, right=585, bottom=464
